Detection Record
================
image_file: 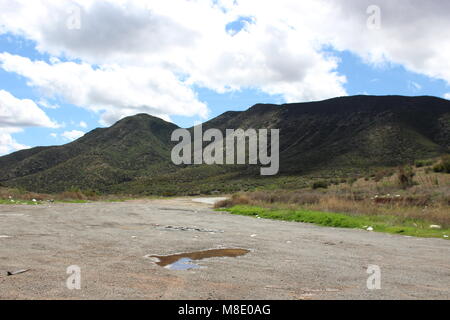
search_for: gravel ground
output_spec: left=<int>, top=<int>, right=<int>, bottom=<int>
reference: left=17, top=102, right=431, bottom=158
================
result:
left=0, top=198, right=449, bottom=300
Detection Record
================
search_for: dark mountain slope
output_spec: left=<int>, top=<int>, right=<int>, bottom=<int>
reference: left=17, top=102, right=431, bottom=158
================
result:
left=0, top=114, right=179, bottom=192
left=200, top=95, right=449, bottom=173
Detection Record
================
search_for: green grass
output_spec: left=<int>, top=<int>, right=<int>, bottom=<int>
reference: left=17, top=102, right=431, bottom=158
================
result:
left=219, top=205, right=450, bottom=240
left=54, top=200, right=91, bottom=204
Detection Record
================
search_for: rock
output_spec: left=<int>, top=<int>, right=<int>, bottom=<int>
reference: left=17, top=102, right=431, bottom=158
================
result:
left=7, top=269, right=30, bottom=276
left=429, top=225, right=442, bottom=229
left=367, top=226, right=374, bottom=231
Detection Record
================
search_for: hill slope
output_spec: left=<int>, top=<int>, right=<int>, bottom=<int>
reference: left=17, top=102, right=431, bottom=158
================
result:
left=0, top=114, right=179, bottom=192
left=0, top=95, right=449, bottom=194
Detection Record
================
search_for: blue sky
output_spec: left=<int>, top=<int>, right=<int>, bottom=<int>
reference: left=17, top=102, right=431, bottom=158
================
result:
left=0, top=0, right=449, bottom=155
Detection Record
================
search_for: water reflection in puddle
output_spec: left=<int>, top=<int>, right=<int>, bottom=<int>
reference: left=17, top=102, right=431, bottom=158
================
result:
left=148, top=248, right=250, bottom=271
left=165, top=258, right=201, bottom=270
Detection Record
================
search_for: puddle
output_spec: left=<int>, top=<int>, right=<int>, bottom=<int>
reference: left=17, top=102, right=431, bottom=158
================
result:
left=148, top=248, right=250, bottom=271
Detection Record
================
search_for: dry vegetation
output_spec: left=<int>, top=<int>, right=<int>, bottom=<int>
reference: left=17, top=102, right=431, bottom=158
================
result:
left=0, top=187, right=127, bottom=203
left=216, top=160, right=450, bottom=227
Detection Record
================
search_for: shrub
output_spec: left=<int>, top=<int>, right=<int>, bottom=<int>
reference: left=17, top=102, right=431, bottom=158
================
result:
left=347, top=177, right=357, bottom=186
left=83, top=189, right=99, bottom=197
left=397, top=165, right=416, bottom=189
left=373, top=168, right=395, bottom=182
left=312, top=181, right=329, bottom=189
left=415, top=159, right=434, bottom=168
left=433, top=155, right=450, bottom=173
left=214, top=194, right=250, bottom=208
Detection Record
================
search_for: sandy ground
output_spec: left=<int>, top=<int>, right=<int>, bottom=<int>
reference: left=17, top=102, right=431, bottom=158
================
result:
left=0, top=197, right=449, bottom=300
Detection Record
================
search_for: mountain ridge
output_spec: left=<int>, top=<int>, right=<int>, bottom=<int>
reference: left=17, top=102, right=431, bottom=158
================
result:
left=1, top=95, right=449, bottom=194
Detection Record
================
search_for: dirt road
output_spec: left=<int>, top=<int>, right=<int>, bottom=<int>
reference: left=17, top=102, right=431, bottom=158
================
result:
left=0, top=198, right=449, bottom=299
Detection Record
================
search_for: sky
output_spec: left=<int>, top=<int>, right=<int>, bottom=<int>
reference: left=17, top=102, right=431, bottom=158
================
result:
left=0, top=0, right=449, bottom=155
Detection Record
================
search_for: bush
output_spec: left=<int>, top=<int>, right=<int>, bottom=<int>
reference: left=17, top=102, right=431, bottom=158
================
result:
left=433, top=155, right=450, bottom=173
left=214, top=194, right=250, bottom=208
left=373, top=168, right=395, bottom=182
left=346, top=177, right=357, bottom=186
left=397, top=165, right=416, bottom=189
left=415, top=159, right=434, bottom=168
left=312, top=181, right=329, bottom=189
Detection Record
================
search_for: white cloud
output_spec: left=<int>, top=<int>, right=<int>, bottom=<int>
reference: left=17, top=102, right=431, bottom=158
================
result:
left=0, top=129, right=29, bottom=155
left=38, top=99, right=60, bottom=109
left=0, top=89, right=58, bottom=129
left=444, top=93, right=450, bottom=100
left=0, top=0, right=449, bottom=126
left=315, top=0, right=450, bottom=83
left=408, top=81, right=422, bottom=92
left=0, top=53, right=208, bottom=125
left=79, top=121, right=87, bottom=128
left=0, top=89, right=57, bottom=155
left=61, top=130, right=85, bottom=141
left=0, top=0, right=348, bottom=112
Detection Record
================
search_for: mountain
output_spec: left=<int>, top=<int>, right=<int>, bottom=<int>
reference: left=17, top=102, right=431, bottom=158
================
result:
left=0, top=114, right=179, bottom=192
left=1, top=95, right=449, bottom=195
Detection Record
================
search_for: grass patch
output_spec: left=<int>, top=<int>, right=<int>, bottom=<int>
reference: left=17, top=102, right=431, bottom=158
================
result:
left=219, top=205, right=450, bottom=240
left=54, top=199, right=91, bottom=204
left=0, top=186, right=137, bottom=205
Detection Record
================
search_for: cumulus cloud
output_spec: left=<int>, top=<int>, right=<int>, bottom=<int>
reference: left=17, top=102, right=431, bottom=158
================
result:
left=0, top=53, right=208, bottom=125
left=313, top=0, right=450, bottom=82
left=61, top=130, right=85, bottom=141
left=444, top=93, right=450, bottom=100
left=0, top=0, right=198, bottom=63
left=0, top=129, right=29, bottom=155
left=0, top=0, right=449, bottom=126
left=0, top=89, right=58, bottom=155
left=79, top=121, right=87, bottom=128
left=0, top=0, right=349, bottom=111
left=0, top=89, right=58, bottom=129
